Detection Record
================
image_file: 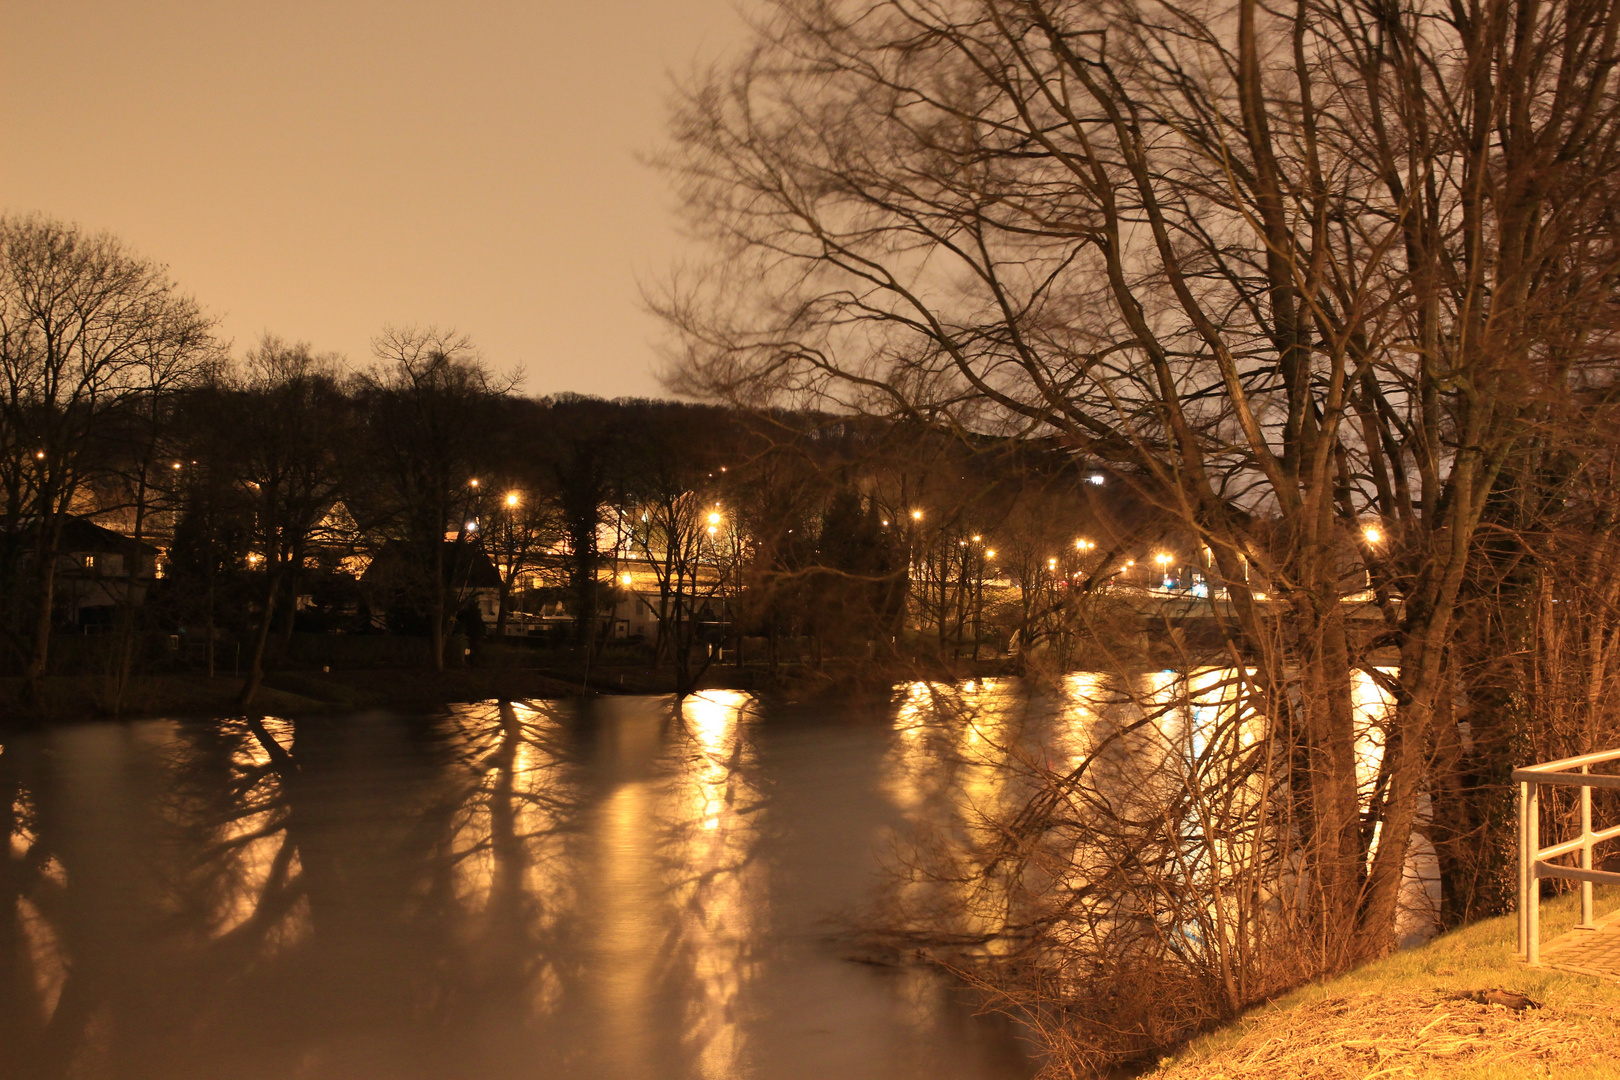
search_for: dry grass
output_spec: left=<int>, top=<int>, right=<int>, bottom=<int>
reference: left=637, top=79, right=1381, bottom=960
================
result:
left=1152, top=889, right=1620, bottom=1080
left=1155, top=988, right=1620, bottom=1078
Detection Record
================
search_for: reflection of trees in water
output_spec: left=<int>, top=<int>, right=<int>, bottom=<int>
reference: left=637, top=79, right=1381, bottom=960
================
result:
left=0, top=703, right=590, bottom=1079
left=659, top=691, right=767, bottom=1077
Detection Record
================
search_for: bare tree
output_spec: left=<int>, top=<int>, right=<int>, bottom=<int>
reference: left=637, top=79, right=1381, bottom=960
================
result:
left=226, top=337, right=350, bottom=706
left=357, top=328, right=505, bottom=670
left=0, top=215, right=214, bottom=701
left=660, top=0, right=1620, bottom=976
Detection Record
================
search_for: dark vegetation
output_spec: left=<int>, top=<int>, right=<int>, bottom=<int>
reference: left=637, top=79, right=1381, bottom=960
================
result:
left=0, top=217, right=1166, bottom=722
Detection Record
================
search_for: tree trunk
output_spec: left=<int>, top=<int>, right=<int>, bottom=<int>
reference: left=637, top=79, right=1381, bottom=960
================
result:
left=238, top=572, right=283, bottom=707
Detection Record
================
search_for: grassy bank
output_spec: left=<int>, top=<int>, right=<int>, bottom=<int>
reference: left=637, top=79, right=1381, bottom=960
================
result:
left=1151, top=889, right=1620, bottom=1078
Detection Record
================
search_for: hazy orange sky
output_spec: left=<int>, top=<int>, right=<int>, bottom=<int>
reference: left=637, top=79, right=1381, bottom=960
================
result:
left=0, top=0, right=755, bottom=399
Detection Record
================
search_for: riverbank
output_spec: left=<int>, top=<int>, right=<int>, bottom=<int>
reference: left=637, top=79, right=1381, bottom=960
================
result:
left=0, top=654, right=1011, bottom=722
left=1151, top=889, right=1620, bottom=1078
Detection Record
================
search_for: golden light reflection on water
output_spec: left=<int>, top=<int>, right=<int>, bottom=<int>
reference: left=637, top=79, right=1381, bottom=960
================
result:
left=665, top=691, right=764, bottom=1080
left=880, top=667, right=1417, bottom=963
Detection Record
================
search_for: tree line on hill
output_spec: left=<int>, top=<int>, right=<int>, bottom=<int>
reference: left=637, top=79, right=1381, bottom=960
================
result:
left=0, top=215, right=1158, bottom=711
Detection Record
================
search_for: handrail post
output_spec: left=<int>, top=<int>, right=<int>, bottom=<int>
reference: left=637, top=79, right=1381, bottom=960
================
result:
left=1518, top=778, right=1529, bottom=959
left=1528, top=779, right=1541, bottom=966
left=1580, top=763, right=1596, bottom=930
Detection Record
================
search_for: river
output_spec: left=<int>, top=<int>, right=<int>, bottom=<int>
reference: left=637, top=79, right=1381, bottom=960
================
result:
left=0, top=690, right=1038, bottom=1080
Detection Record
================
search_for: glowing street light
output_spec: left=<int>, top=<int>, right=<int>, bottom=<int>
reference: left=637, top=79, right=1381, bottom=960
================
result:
left=506, top=492, right=520, bottom=508
left=708, top=512, right=721, bottom=525
left=1075, top=538, right=1094, bottom=551
left=985, top=549, right=996, bottom=558
left=1363, top=525, right=1383, bottom=544
left=621, top=573, right=633, bottom=586
left=469, top=478, right=480, bottom=488
left=1155, top=552, right=1174, bottom=567
left=911, top=509, right=923, bottom=521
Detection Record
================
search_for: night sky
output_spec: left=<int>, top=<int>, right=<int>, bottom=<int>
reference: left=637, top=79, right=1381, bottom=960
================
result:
left=0, top=0, right=753, bottom=397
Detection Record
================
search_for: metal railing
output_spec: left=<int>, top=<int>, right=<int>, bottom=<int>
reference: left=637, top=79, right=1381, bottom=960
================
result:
left=1515, top=748, right=1620, bottom=965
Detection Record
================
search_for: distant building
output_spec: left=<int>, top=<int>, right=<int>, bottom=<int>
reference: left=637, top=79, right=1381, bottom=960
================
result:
left=49, top=516, right=161, bottom=629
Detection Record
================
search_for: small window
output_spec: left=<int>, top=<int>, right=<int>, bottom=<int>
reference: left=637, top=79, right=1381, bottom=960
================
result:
left=81, top=553, right=96, bottom=570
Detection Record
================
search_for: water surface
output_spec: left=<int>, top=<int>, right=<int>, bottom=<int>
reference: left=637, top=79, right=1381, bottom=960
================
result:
left=1, top=692, right=1036, bottom=1080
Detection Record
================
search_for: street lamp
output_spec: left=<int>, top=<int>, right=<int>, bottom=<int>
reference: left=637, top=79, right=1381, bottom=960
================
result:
left=1363, top=524, right=1383, bottom=544
left=469, top=478, right=480, bottom=488
left=911, top=509, right=923, bottom=521
left=506, top=492, right=520, bottom=508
